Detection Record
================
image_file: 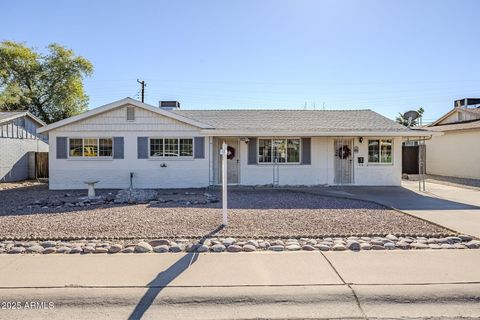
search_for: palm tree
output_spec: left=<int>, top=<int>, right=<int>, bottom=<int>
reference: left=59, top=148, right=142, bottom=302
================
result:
left=396, top=107, right=424, bottom=127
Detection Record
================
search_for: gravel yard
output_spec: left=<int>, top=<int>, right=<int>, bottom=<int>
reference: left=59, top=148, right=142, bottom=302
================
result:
left=0, top=181, right=452, bottom=240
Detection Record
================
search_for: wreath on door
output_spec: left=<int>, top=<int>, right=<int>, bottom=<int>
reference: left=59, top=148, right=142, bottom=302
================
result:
left=337, top=145, right=351, bottom=159
left=227, top=146, right=235, bottom=160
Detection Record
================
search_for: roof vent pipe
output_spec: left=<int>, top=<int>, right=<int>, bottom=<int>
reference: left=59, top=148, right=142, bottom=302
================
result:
left=159, top=101, right=180, bottom=110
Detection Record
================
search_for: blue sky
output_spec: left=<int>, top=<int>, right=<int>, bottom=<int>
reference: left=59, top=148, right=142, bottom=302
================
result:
left=1, top=0, right=479, bottom=122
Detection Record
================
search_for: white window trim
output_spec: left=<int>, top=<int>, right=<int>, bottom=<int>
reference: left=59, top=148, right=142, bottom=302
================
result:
left=148, top=137, right=195, bottom=160
left=67, top=137, right=114, bottom=160
left=257, top=137, right=302, bottom=165
left=367, top=138, right=394, bottom=165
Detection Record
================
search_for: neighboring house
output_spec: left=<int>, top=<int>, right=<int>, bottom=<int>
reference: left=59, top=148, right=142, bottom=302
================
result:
left=425, top=98, right=480, bottom=180
left=37, top=97, right=432, bottom=190
left=0, top=111, right=49, bottom=182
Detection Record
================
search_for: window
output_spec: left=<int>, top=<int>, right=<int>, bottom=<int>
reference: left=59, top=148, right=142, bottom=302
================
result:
left=150, top=138, right=163, bottom=157
left=126, top=107, right=135, bottom=121
left=149, top=138, right=193, bottom=158
left=368, top=139, right=392, bottom=163
left=69, top=138, right=113, bottom=158
left=69, top=139, right=83, bottom=157
left=258, top=138, right=300, bottom=163
left=180, top=138, right=193, bottom=156
left=99, top=138, right=113, bottom=157
left=164, top=138, right=179, bottom=157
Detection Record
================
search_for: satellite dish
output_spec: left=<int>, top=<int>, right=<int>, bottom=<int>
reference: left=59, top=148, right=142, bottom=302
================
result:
left=403, top=110, right=420, bottom=127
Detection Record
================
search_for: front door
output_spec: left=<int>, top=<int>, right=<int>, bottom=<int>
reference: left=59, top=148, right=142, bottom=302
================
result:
left=218, top=138, right=239, bottom=184
left=334, top=139, right=353, bottom=184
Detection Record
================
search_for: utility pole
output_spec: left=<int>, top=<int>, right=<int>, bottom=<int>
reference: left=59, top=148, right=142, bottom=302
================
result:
left=137, top=79, right=146, bottom=102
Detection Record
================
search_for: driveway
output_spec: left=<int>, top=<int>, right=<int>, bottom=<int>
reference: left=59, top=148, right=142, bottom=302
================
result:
left=327, top=180, right=480, bottom=238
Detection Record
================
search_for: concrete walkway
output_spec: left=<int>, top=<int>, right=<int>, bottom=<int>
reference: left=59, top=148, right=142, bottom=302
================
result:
left=311, top=180, right=480, bottom=238
left=0, top=251, right=479, bottom=319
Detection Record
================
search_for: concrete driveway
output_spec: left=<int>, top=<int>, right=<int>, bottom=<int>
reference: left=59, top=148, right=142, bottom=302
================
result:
left=329, top=180, right=480, bottom=238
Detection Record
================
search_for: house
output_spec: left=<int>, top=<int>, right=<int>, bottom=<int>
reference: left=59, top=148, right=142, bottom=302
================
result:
left=424, top=98, right=480, bottom=180
left=37, top=97, right=432, bottom=190
left=0, top=111, right=49, bottom=182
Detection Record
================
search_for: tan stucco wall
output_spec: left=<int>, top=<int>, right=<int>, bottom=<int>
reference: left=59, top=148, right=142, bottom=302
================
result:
left=426, top=129, right=480, bottom=179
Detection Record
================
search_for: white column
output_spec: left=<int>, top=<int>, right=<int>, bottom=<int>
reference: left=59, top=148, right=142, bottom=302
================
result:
left=221, top=141, right=228, bottom=226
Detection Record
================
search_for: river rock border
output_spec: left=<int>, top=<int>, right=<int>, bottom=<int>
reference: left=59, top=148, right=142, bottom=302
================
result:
left=1, top=234, right=479, bottom=254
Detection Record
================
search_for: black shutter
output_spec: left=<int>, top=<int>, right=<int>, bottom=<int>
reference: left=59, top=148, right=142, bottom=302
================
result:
left=301, top=138, right=311, bottom=165
left=194, top=137, right=205, bottom=159
left=137, top=137, right=148, bottom=159
left=113, top=137, right=124, bottom=159
left=56, top=137, right=68, bottom=159
left=248, top=138, right=257, bottom=165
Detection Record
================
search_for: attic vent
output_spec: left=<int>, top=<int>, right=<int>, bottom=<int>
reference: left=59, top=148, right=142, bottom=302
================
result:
left=126, top=107, right=135, bottom=121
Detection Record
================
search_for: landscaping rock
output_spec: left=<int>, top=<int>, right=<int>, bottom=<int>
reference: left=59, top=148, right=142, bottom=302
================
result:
left=70, top=246, right=83, bottom=254
left=227, top=245, right=242, bottom=252
left=428, top=244, right=442, bottom=249
left=465, top=240, right=480, bottom=249
left=135, top=242, right=153, bottom=253
left=211, top=244, right=226, bottom=252
left=223, top=238, right=236, bottom=246
left=384, top=242, right=396, bottom=250
left=242, top=244, right=256, bottom=252
left=27, top=245, right=45, bottom=254
left=458, top=235, right=473, bottom=242
left=57, top=246, right=71, bottom=254
left=43, top=247, right=57, bottom=254
left=396, top=242, right=410, bottom=249
left=8, top=247, right=25, bottom=254
left=121, top=247, right=135, bottom=253
left=371, top=245, right=385, bottom=250
left=83, top=246, right=95, bottom=254
left=269, top=245, right=285, bottom=252
left=153, top=245, right=170, bottom=253
left=40, top=240, right=57, bottom=248
left=444, top=236, right=462, bottom=244
left=360, top=243, right=371, bottom=250
left=316, top=244, right=331, bottom=251
left=109, top=244, right=123, bottom=253
left=169, top=244, right=184, bottom=253
left=286, top=244, right=301, bottom=251
left=246, top=240, right=259, bottom=247
left=346, top=241, right=360, bottom=251
left=410, top=243, right=428, bottom=249
left=302, top=244, right=316, bottom=251
left=386, top=234, right=398, bottom=241
left=149, top=239, right=170, bottom=247
left=332, top=244, right=347, bottom=251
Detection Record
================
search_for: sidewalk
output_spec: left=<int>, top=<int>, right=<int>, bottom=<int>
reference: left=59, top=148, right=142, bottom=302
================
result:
left=0, top=251, right=479, bottom=319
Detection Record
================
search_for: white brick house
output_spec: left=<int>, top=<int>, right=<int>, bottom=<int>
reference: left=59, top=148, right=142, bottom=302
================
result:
left=37, top=98, right=433, bottom=189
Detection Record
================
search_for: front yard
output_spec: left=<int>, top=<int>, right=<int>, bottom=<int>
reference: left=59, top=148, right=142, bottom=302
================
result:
left=0, top=181, right=451, bottom=240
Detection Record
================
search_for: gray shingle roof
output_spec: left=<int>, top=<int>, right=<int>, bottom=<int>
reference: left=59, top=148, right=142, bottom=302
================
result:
left=171, top=109, right=410, bottom=132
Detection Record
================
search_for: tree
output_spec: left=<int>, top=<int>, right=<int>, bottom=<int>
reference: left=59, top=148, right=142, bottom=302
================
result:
left=396, top=107, right=424, bottom=127
left=0, top=41, right=93, bottom=124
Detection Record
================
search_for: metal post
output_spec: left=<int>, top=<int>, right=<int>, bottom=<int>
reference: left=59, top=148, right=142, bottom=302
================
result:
left=221, top=141, right=228, bottom=226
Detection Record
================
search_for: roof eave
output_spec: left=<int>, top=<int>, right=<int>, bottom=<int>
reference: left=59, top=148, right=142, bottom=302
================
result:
left=0, top=112, right=46, bottom=127
left=199, top=129, right=437, bottom=137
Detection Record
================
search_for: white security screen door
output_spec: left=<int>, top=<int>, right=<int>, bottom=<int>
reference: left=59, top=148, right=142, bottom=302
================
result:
left=218, top=138, right=239, bottom=184
left=334, top=139, right=354, bottom=184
